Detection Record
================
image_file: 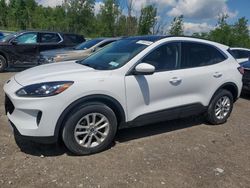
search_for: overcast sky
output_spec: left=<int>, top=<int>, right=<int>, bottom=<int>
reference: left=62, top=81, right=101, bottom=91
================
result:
left=36, top=0, right=250, bottom=34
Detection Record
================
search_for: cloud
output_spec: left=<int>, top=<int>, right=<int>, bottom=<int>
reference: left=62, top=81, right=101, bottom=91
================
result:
left=183, top=22, right=214, bottom=35
left=132, top=0, right=175, bottom=13
left=94, top=2, right=104, bottom=15
left=168, top=0, right=237, bottom=19
left=36, top=0, right=63, bottom=7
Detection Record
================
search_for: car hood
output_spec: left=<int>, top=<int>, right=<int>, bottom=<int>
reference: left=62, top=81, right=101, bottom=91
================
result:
left=14, top=61, right=101, bottom=86
left=41, top=47, right=76, bottom=57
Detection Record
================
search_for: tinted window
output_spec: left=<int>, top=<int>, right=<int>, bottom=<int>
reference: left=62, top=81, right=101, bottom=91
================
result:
left=40, top=33, right=61, bottom=43
left=77, top=39, right=149, bottom=70
left=15, top=33, right=38, bottom=44
left=142, top=43, right=180, bottom=71
left=181, top=42, right=226, bottom=68
left=64, top=34, right=85, bottom=44
left=232, top=50, right=250, bottom=59
left=75, top=39, right=103, bottom=50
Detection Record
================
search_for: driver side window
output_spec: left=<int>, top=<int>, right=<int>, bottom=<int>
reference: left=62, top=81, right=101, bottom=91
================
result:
left=15, top=33, right=38, bottom=44
left=142, top=42, right=180, bottom=72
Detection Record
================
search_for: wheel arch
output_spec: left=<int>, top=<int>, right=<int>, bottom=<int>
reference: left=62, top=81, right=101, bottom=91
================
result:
left=212, top=82, right=239, bottom=102
left=54, top=94, right=126, bottom=140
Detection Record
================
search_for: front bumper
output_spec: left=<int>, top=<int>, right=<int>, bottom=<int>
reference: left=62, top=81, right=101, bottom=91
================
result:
left=3, top=77, right=67, bottom=141
left=9, top=120, right=57, bottom=144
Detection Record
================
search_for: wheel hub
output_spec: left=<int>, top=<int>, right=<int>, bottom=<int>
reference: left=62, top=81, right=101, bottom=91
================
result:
left=74, top=113, right=110, bottom=148
left=215, top=96, right=231, bottom=120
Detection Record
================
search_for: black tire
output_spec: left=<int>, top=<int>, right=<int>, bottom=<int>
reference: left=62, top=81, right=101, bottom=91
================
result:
left=206, top=89, right=234, bottom=125
left=0, top=55, right=7, bottom=72
left=62, top=103, right=117, bottom=155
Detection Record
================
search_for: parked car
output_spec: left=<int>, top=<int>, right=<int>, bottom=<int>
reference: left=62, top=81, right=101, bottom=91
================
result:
left=230, top=47, right=250, bottom=64
left=0, top=31, right=85, bottom=72
left=241, top=58, right=250, bottom=92
left=39, top=37, right=121, bottom=64
left=4, top=36, right=243, bottom=155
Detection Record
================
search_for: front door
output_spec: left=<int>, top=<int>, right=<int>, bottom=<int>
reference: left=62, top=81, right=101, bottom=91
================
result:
left=11, top=32, right=39, bottom=66
left=125, top=42, right=183, bottom=121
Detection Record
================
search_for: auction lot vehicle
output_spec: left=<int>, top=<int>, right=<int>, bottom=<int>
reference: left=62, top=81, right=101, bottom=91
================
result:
left=39, top=37, right=121, bottom=64
left=4, top=36, right=243, bottom=155
left=0, top=31, right=85, bottom=72
left=241, top=60, right=250, bottom=92
left=230, top=47, right=250, bottom=64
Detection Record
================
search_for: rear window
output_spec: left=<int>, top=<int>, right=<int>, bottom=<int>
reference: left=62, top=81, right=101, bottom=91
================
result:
left=40, top=33, right=61, bottom=43
left=231, top=50, right=250, bottom=59
left=64, top=34, right=85, bottom=44
left=181, top=42, right=226, bottom=69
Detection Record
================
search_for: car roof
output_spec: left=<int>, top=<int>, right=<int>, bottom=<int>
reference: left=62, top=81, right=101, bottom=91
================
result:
left=123, top=35, right=229, bottom=49
left=230, top=47, right=250, bottom=51
left=123, top=35, right=166, bottom=42
left=18, top=30, right=83, bottom=36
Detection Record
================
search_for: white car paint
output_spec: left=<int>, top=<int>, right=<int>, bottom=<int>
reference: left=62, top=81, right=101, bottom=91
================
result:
left=4, top=37, right=242, bottom=138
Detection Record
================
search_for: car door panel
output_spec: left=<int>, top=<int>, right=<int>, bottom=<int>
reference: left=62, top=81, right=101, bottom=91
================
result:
left=125, top=72, right=183, bottom=121
left=178, top=42, right=229, bottom=107
left=38, top=32, right=64, bottom=53
left=11, top=32, right=39, bottom=66
left=125, top=42, right=182, bottom=121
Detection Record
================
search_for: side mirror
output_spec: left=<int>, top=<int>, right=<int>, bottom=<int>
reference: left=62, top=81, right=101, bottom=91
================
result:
left=133, top=63, right=155, bottom=75
left=11, top=39, right=18, bottom=45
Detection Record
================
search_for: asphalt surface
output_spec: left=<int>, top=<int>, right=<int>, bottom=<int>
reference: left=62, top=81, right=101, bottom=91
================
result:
left=0, top=72, right=250, bottom=188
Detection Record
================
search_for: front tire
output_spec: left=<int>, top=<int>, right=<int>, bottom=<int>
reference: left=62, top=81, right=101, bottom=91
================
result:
left=206, top=89, right=234, bottom=125
left=0, top=55, right=7, bottom=72
left=62, top=103, right=117, bottom=155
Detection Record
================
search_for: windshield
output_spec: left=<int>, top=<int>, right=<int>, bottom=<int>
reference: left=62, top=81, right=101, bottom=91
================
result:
left=74, top=39, right=103, bottom=50
left=77, top=39, right=152, bottom=70
left=0, top=32, right=17, bottom=42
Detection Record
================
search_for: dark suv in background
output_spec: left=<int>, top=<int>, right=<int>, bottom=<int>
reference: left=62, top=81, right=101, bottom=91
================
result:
left=0, top=31, right=85, bottom=72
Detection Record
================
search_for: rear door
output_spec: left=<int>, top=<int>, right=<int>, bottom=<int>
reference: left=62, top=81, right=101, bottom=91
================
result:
left=175, top=41, right=228, bottom=108
left=10, top=32, right=39, bottom=66
left=38, top=32, right=64, bottom=53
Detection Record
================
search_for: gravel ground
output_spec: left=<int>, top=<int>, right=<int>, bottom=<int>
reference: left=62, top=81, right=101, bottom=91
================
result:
left=0, top=72, right=250, bottom=188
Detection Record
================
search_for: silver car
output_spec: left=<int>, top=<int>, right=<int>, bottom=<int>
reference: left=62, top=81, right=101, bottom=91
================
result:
left=39, top=37, right=121, bottom=64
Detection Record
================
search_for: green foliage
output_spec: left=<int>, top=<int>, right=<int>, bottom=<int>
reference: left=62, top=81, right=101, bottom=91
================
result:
left=138, top=5, right=157, bottom=35
left=193, top=15, right=250, bottom=48
left=169, top=15, right=184, bottom=36
left=0, top=0, right=249, bottom=49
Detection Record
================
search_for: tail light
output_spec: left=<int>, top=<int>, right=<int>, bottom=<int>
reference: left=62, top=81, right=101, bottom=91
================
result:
left=238, top=67, right=244, bottom=75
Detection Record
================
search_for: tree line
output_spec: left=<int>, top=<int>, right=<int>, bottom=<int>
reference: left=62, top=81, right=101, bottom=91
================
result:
left=0, top=0, right=249, bottom=48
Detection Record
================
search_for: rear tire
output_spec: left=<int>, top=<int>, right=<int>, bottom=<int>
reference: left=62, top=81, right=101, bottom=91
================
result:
left=206, top=89, right=234, bottom=125
left=62, top=103, right=117, bottom=155
left=0, top=55, right=7, bottom=72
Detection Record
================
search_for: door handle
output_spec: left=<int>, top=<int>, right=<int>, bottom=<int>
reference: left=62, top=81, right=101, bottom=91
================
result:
left=169, top=77, right=182, bottom=85
left=213, top=72, right=223, bottom=78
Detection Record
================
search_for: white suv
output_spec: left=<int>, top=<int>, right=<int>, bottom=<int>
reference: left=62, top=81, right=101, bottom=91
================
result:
left=4, top=36, right=243, bottom=155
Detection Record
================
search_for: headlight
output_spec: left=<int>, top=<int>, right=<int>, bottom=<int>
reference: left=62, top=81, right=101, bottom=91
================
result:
left=16, top=81, right=74, bottom=97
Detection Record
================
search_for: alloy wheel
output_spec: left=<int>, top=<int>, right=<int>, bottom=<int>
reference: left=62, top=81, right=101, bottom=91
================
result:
left=74, top=113, right=110, bottom=148
left=214, top=96, right=231, bottom=120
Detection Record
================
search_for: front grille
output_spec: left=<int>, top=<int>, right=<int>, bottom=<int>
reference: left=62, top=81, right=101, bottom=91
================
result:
left=5, top=95, right=15, bottom=115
